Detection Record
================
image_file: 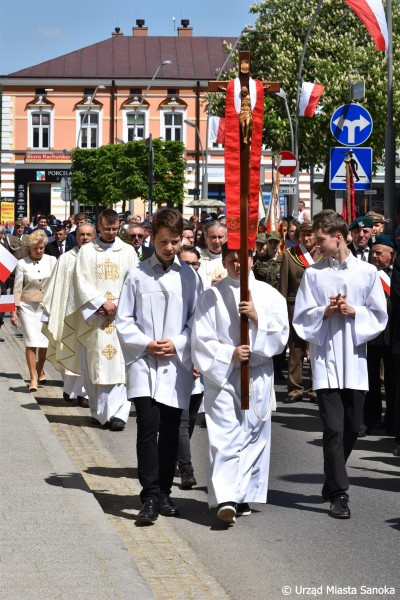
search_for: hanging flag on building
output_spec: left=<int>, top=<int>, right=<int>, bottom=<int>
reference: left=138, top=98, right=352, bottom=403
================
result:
left=0, top=245, right=18, bottom=283
left=299, top=82, right=325, bottom=117
left=208, top=116, right=226, bottom=145
left=345, top=0, right=388, bottom=52
left=0, top=294, right=16, bottom=313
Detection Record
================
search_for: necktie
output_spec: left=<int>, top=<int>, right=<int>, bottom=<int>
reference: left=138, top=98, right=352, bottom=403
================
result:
left=59, top=244, right=63, bottom=254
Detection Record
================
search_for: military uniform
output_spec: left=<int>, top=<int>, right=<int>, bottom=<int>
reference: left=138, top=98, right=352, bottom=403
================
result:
left=253, top=253, right=283, bottom=289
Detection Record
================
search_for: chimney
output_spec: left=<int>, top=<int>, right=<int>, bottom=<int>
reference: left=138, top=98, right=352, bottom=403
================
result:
left=133, top=19, right=148, bottom=36
left=112, top=27, right=123, bottom=37
left=177, top=19, right=193, bottom=37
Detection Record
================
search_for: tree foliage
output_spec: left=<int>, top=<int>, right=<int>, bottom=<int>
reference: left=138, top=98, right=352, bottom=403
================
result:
left=71, top=140, right=186, bottom=208
left=213, top=0, right=399, bottom=172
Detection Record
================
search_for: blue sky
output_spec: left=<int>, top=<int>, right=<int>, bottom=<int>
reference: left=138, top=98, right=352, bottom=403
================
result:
left=0, top=0, right=256, bottom=74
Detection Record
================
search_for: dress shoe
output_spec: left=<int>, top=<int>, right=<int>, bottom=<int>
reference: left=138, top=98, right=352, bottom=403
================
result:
left=179, top=463, right=197, bottom=489
left=357, top=427, right=369, bottom=438
left=159, top=494, right=179, bottom=517
left=137, top=499, right=159, bottom=525
left=329, top=495, right=350, bottom=519
left=217, top=502, right=236, bottom=524
left=0, top=336, right=4, bottom=342
left=283, top=395, right=302, bottom=404
left=63, top=392, right=72, bottom=403
left=236, top=502, right=251, bottom=516
left=77, top=396, right=90, bottom=408
left=109, top=417, right=125, bottom=431
left=393, top=445, right=400, bottom=457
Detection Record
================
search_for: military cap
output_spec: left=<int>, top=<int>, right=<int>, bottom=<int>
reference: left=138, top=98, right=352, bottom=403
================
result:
left=299, top=220, right=313, bottom=230
left=265, top=231, right=281, bottom=242
left=372, top=234, right=395, bottom=249
left=256, top=233, right=267, bottom=244
left=349, top=216, right=374, bottom=231
left=366, top=211, right=388, bottom=223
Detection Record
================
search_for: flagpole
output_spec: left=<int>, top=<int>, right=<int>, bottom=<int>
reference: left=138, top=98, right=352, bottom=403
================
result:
left=292, top=0, right=324, bottom=217
left=384, top=0, right=395, bottom=237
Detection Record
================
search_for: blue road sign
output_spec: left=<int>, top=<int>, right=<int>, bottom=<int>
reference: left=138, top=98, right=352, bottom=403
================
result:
left=330, top=104, right=373, bottom=146
left=329, top=147, right=373, bottom=190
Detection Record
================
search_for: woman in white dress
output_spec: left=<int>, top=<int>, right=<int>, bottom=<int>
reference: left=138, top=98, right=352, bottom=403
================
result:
left=11, top=230, right=57, bottom=391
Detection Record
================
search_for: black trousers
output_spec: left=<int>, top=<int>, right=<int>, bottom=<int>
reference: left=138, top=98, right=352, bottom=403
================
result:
left=132, top=396, right=182, bottom=503
left=177, top=392, right=203, bottom=466
left=365, top=345, right=396, bottom=434
left=317, top=388, right=365, bottom=499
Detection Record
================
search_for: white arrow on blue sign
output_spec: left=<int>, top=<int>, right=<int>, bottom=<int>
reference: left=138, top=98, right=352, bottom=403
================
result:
left=330, top=104, right=373, bottom=146
left=329, top=147, right=373, bottom=190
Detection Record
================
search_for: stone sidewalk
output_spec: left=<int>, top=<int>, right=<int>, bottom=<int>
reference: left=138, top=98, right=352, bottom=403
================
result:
left=0, top=318, right=229, bottom=600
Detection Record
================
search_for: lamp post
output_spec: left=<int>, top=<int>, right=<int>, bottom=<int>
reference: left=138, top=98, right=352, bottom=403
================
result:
left=184, top=119, right=206, bottom=199
left=202, top=26, right=255, bottom=200
left=132, top=60, right=172, bottom=141
left=292, top=0, right=323, bottom=216
left=275, top=88, right=294, bottom=154
left=76, top=84, right=105, bottom=149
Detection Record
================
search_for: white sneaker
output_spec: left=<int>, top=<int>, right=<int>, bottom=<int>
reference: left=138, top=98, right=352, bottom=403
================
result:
left=217, top=502, right=236, bottom=524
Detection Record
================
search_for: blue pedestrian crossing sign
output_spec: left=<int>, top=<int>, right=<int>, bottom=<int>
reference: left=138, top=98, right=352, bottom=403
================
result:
left=330, top=104, right=373, bottom=146
left=329, top=147, right=373, bottom=190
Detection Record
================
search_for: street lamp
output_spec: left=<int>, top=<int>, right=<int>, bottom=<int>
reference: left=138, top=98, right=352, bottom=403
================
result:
left=275, top=88, right=294, bottom=154
left=184, top=119, right=207, bottom=199
left=131, top=60, right=172, bottom=141
left=76, top=84, right=106, bottom=148
left=203, top=26, right=255, bottom=200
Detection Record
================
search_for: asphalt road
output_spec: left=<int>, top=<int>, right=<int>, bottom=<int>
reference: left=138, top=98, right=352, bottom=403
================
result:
left=97, top=378, right=400, bottom=600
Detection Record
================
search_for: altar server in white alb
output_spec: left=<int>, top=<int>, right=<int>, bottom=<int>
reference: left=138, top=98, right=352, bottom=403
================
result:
left=62, top=209, right=137, bottom=431
left=116, top=209, right=202, bottom=525
left=192, top=244, right=289, bottom=525
left=42, top=223, right=95, bottom=406
left=293, top=211, right=387, bottom=520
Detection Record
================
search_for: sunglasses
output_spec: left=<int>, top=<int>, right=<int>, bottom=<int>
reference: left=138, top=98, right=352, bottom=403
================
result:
left=184, top=261, right=200, bottom=267
left=130, top=234, right=144, bottom=239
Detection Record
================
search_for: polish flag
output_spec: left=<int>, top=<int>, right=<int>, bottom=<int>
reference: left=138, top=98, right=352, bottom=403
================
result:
left=0, top=245, right=18, bottom=283
left=299, top=82, right=325, bottom=117
left=208, top=116, right=226, bottom=145
left=0, top=294, right=15, bottom=312
left=345, top=0, right=388, bottom=52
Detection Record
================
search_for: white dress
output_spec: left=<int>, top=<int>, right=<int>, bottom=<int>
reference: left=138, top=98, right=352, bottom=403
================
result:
left=191, top=273, right=289, bottom=507
left=13, top=254, right=57, bottom=347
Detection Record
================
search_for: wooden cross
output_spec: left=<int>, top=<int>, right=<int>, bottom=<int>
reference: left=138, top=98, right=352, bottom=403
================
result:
left=208, top=50, right=280, bottom=410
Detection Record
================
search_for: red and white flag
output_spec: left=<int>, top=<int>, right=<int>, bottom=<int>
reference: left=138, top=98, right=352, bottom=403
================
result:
left=299, top=82, right=325, bottom=117
left=0, top=294, right=15, bottom=312
left=0, top=245, right=18, bottom=283
left=345, top=0, right=388, bottom=52
left=208, top=116, right=225, bottom=146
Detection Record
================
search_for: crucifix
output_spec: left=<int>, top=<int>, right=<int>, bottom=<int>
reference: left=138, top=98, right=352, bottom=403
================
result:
left=208, top=50, right=280, bottom=409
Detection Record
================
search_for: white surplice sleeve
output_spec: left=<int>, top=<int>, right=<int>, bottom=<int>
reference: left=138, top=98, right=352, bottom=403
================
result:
left=249, top=286, right=289, bottom=357
left=293, top=270, right=329, bottom=346
left=116, top=268, right=153, bottom=364
left=191, top=288, right=235, bottom=386
left=350, top=269, right=388, bottom=346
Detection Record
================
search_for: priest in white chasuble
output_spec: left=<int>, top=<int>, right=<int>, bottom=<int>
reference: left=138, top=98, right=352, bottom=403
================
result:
left=191, top=244, right=289, bottom=525
left=42, top=224, right=95, bottom=405
left=62, top=209, right=138, bottom=431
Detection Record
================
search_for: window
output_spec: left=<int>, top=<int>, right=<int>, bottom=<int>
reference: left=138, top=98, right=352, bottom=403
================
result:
left=127, top=112, right=145, bottom=141
left=79, top=112, right=99, bottom=148
left=164, top=112, right=183, bottom=141
left=31, top=112, right=50, bottom=149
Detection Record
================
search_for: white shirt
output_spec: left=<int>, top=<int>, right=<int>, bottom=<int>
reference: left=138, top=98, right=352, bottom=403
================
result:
left=293, top=253, right=387, bottom=390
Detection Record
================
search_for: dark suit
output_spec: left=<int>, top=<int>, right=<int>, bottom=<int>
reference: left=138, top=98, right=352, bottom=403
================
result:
left=45, top=237, right=76, bottom=258
left=391, top=256, right=400, bottom=444
left=365, top=268, right=395, bottom=433
left=136, top=245, right=154, bottom=262
left=348, top=242, right=372, bottom=263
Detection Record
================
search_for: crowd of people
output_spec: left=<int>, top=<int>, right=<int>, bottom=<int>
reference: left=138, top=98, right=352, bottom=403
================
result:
left=0, top=203, right=399, bottom=525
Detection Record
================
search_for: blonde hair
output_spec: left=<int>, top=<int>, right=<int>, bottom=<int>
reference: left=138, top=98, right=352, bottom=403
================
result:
left=29, top=230, right=48, bottom=246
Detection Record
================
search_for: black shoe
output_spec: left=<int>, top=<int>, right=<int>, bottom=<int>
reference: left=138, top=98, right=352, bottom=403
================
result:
left=137, top=499, right=159, bottom=525
left=159, top=494, right=179, bottom=517
left=283, top=395, right=302, bottom=404
left=329, top=495, right=350, bottom=519
left=0, top=336, right=4, bottom=342
left=393, top=444, right=400, bottom=457
left=217, top=502, right=236, bottom=524
left=236, top=503, right=251, bottom=516
left=63, top=392, right=72, bottom=403
left=357, top=427, right=369, bottom=438
left=77, top=396, right=90, bottom=408
left=180, top=464, right=197, bottom=489
left=109, top=417, right=125, bottom=431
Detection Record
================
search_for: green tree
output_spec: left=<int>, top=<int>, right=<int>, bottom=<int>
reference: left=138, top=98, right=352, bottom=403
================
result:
left=213, top=0, right=399, bottom=189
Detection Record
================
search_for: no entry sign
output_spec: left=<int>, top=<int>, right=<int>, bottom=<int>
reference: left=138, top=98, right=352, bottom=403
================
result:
left=277, top=151, right=297, bottom=176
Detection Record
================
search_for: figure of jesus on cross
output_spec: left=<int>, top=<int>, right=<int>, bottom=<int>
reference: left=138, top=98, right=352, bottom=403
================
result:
left=208, top=51, right=280, bottom=409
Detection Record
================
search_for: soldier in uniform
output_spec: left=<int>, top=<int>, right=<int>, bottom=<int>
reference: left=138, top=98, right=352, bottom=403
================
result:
left=253, top=231, right=283, bottom=289
left=279, top=221, right=321, bottom=403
